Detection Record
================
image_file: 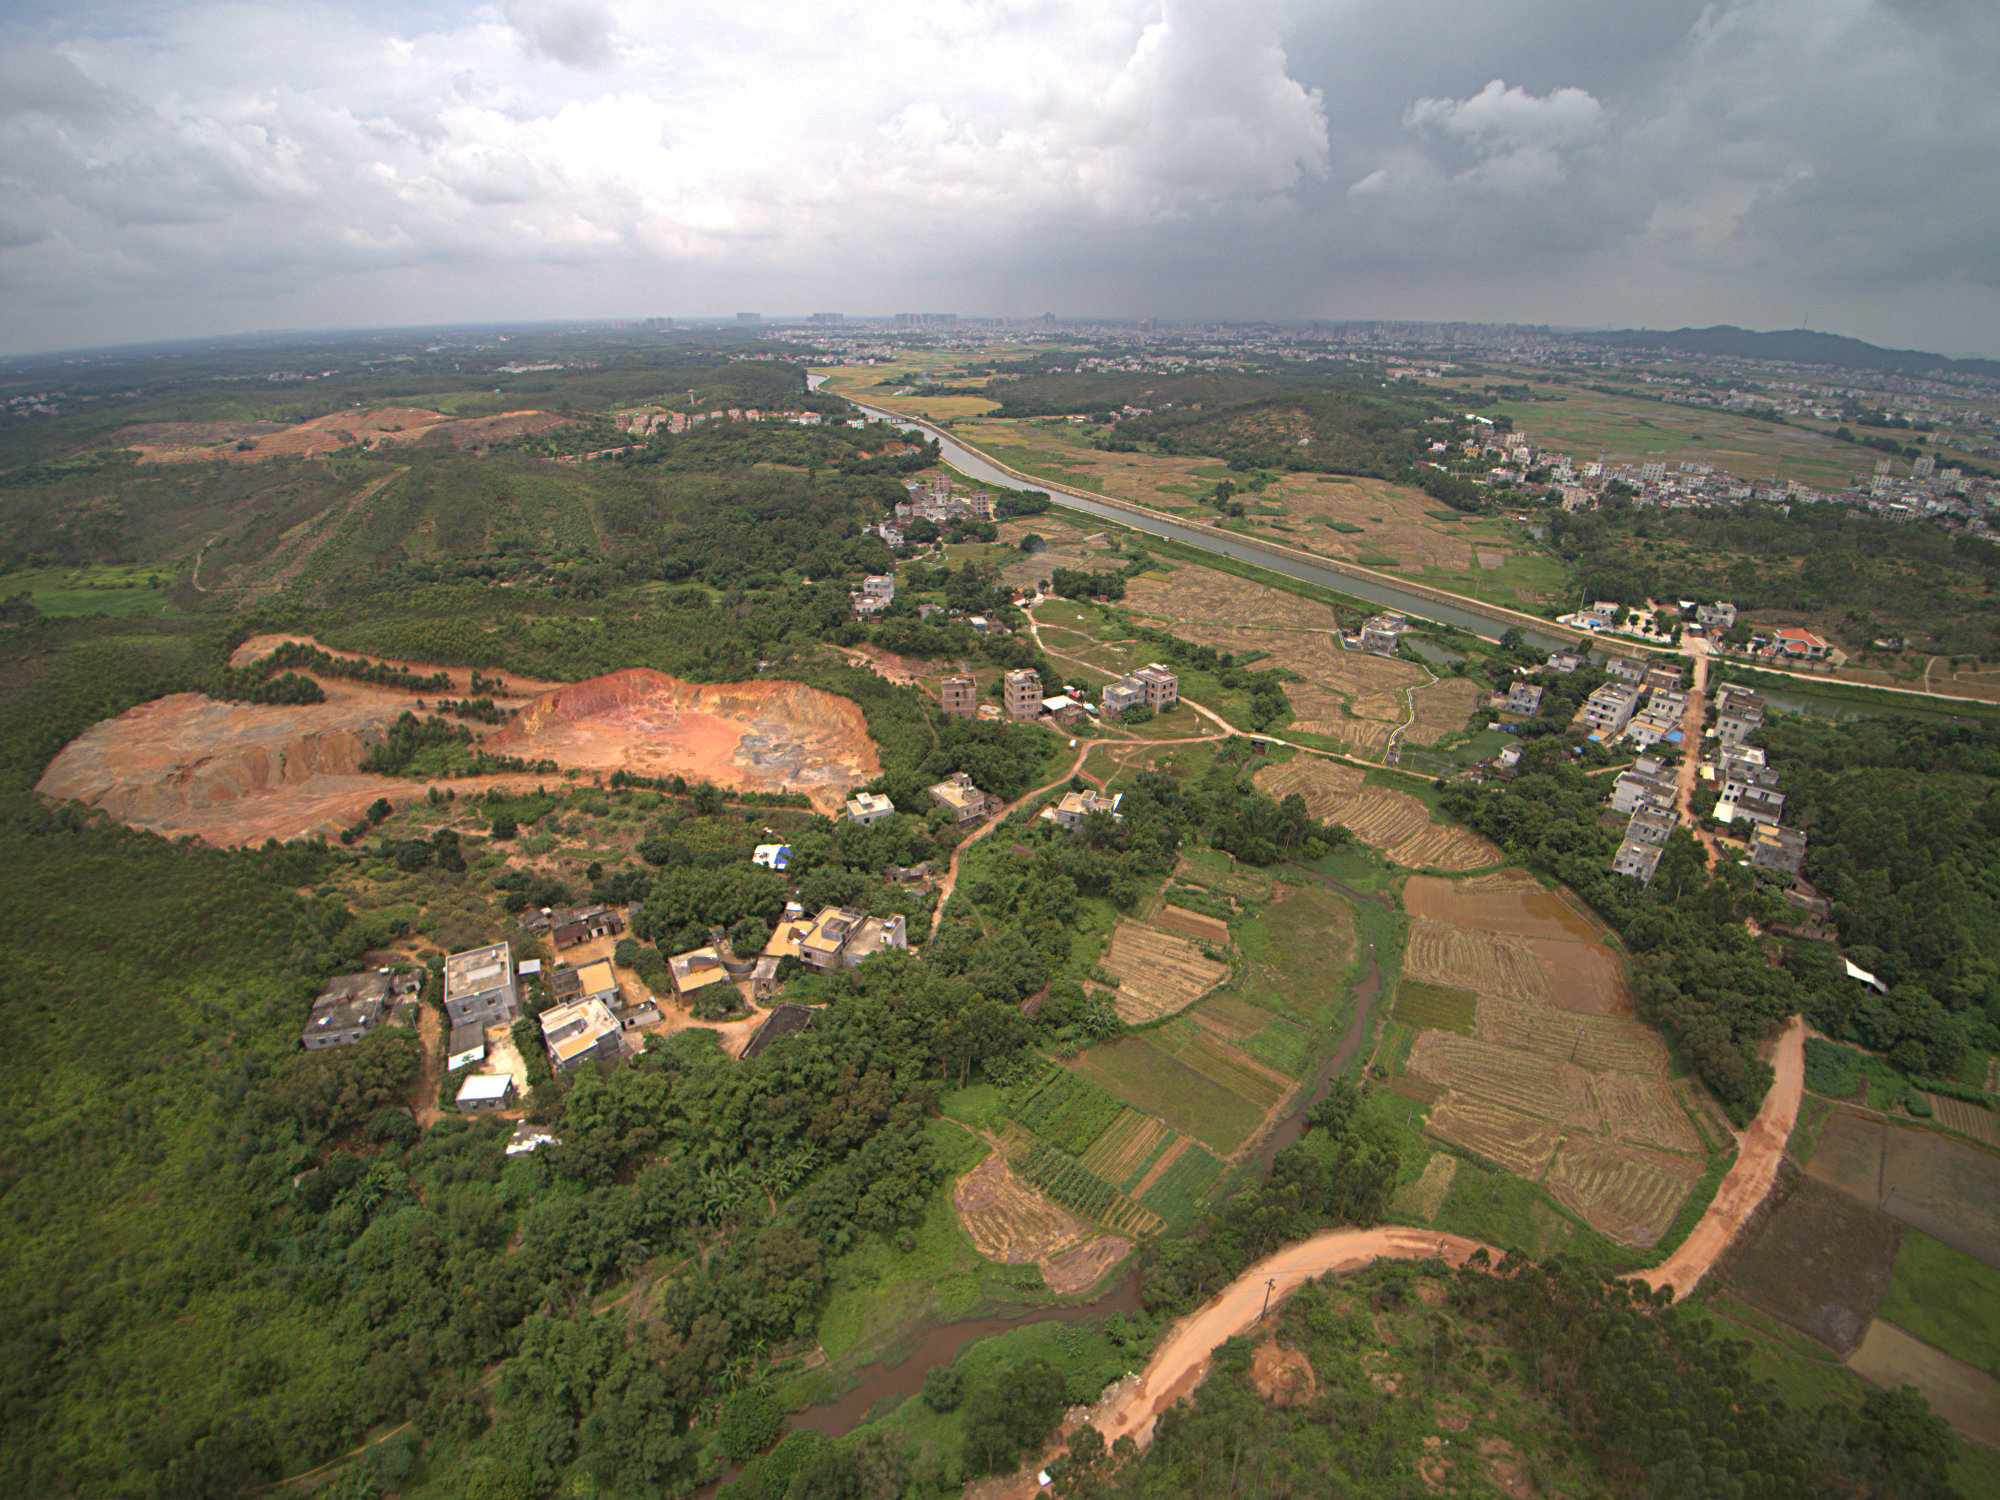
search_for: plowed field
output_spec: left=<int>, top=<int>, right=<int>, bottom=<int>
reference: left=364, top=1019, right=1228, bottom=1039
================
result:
left=1475, top=997, right=1668, bottom=1077
left=1527, top=938, right=1635, bottom=1016
left=1098, top=920, right=1229, bottom=1024
left=1544, top=1137, right=1705, bottom=1247
left=1255, top=759, right=1499, bottom=871
left=954, top=1149, right=1136, bottom=1294
left=1404, top=874, right=1601, bottom=941
left=1405, top=675, right=1485, bottom=745
left=1426, top=1093, right=1566, bottom=1178
left=1592, top=1072, right=1703, bottom=1155
left=1403, top=918, right=1553, bottom=1007
left=1406, top=1031, right=1600, bottom=1132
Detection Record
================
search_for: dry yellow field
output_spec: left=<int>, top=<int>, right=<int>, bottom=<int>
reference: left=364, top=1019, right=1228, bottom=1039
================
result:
left=1098, top=919, right=1229, bottom=1024
left=1543, top=1137, right=1704, bottom=1248
left=1253, top=759, right=1499, bottom=871
left=1425, top=1091, right=1565, bottom=1179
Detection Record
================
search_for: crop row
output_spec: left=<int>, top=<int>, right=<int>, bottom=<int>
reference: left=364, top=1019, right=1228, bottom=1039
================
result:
left=1138, top=1143, right=1224, bottom=1228
left=1016, top=1143, right=1159, bottom=1237
left=1011, top=1064, right=1127, bottom=1155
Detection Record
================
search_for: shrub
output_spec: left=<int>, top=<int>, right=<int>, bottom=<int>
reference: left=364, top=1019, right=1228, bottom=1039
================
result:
left=717, top=1387, right=782, bottom=1460
left=920, top=1365, right=964, bottom=1413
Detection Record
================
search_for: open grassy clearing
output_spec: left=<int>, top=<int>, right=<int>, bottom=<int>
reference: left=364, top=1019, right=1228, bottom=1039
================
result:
left=1393, top=979, right=1477, bottom=1035
left=0, top=562, right=182, bottom=617
left=1390, top=1151, right=1460, bottom=1222
left=1070, top=1037, right=1268, bottom=1156
left=1878, top=1228, right=2000, bottom=1379
left=1847, top=1321, right=2000, bottom=1452
left=1253, top=756, right=1499, bottom=870
left=1227, top=878, right=1358, bottom=1027
left=1542, top=1136, right=1706, bottom=1248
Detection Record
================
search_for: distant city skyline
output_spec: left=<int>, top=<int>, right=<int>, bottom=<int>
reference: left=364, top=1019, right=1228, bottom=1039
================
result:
left=2, top=0, right=1997, bottom=358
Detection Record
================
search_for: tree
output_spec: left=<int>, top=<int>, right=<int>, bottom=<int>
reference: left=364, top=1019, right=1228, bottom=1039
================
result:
left=961, top=1358, right=1068, bottom=1476
left=717, top=1387, right=782, bottom=1460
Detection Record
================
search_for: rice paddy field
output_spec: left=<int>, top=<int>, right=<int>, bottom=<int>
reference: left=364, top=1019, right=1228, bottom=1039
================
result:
left=1254, top=757, right=1500, bottom=870
left=1390, top=867, right=1723, bottom=1249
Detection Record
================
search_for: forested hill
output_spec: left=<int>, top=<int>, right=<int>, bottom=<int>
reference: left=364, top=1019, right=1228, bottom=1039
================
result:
left=1110, top=386, right=1438, bottom=478
left=1576, top=325, right=2000, bottom=382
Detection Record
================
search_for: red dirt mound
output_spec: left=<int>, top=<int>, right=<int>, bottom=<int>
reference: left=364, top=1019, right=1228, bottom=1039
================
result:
left=488, top=669, right=880, bottom=807
left=113, top=407, right=567, bottom=464
left=35, top=665, right=880, bottom=846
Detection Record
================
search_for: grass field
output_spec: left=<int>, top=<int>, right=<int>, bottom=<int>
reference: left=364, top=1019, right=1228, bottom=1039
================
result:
left=1070, top=1038, right=1268, bottom=1155
left=1010, top=1063, right=1128, bottom=1156
left=1393, top=979, right=1476, bottom=1035
left=1135, top=1142, right=1225, bottom=1228
left=1229, top=880, right=1358, bottom=1027
left=1878, top=1228, right=2000, bottom=1379
left=0, top=563, right=181, bottom=617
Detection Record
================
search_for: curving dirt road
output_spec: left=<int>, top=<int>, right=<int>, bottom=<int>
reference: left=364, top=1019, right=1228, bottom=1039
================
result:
left=989, top=1014, right=1810, bottom=1487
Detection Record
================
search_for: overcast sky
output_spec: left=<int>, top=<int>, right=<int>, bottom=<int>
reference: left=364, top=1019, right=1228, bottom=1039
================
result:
left=3, top=0, right=1998, bottom=357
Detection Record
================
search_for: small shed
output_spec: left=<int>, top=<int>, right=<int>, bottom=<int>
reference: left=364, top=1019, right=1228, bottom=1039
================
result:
left=447, top=1026, right=488, bottom=1071
left=455, top=1074, right=515, bottom=1113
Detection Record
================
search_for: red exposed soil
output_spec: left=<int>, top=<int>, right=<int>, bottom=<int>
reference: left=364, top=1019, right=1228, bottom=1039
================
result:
left=488, top=669, right=879, bottom=810
left=36, top=657, right=880, bottom=845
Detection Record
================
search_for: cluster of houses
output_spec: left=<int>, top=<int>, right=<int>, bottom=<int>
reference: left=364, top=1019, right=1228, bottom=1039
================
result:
left=1598, top=679, right=1808, bottom=886
left=1576, top=655, right=1690, bottom=750
left=613, top=407, right=864, bottom=435
left=895, top=474, right=995, bottom=526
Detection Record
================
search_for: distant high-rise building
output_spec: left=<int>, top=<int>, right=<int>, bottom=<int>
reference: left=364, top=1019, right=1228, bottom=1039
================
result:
left=809, top=312, right=844, bottom=324
left=736, top=312, right=761, bottom=323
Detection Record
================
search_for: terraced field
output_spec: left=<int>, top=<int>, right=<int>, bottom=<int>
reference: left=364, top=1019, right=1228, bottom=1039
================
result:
left=1425, top=1092, right=1565, bottom=1179
left=1403, top=917, right=1554, bottom=1006
left=1253, top=759, right=1499, bottom=870
left=1475, top=997, right=1668, bottom=1076
left=1406, top=1031, right=1601, bottom=1132
left=1098, top=919, right=1229, bottom=1024
left=1543, top=1137, right=1704, bottom=1248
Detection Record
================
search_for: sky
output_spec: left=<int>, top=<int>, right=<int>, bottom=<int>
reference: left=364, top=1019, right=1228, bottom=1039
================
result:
left=3, top=0, right=1998, bottom=357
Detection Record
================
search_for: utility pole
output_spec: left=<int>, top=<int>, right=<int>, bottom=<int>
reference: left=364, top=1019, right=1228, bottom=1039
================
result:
left=1571, top=1026, right=1586, bottom=1063
left=1261, top=1277, right=1278, bottom=1319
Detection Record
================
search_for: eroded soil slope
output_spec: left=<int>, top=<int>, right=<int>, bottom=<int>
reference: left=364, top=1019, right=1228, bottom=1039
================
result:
left=37, top=662, right=880, bottom=845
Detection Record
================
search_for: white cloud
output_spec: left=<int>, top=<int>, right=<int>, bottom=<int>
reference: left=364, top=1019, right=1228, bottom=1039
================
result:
left=1402, top=77, right=1602, bottom=191
left=500, top=0, right=618, bottom=70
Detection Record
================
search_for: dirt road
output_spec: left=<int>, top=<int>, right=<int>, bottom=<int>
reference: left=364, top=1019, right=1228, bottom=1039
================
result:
left=1673, top=642, right=1725, bottom=866
left=980, top=1015, right=1807, bottom=1487
left=1637, top=1014, right=1804, bottom=1299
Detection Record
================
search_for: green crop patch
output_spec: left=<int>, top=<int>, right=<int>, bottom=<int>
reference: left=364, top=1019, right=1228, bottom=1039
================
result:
left=1325, top=520, right=1366, bottom=533
left=1393, top=980, right=1477, bottom=1036
left=1012, top=1141, right=1160, bottom=1236
left=1009, top=1063, right=1128, bottom=1155
left=1137, top=1143, right=1224, bottom=1229
left=1879, top=1228, right=2000, bottom=1379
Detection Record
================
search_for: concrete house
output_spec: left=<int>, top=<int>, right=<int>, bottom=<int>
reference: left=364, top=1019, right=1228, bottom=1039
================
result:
left=1581, top=682, right=1642, bottom=735
left=541, top=998, right=623, bottom=1071
left=443, top=943, right=518, bottom=1029
left=1696, top=601, right=1737, bottom=632
left=1750, top=824, right=1809, bottom=875
left=1611, top=770, right=1677, bottom=816
left=1101, top=678, right=1147, bottom=716
left=1612, top=837, right=1664, bottom=883
left=939, top=675, right=977, bottom=719
left=788, top=906, right=908, bottom=972
left=1544, top=651, right=1586, bottom=674
left=447, top=1025, right=488, bottom=1071
left=667, top=945, right=735, bottom=1006
left=1626, top=804, right=1678, bottom=845
left=300, top=971, right=392, bottom=1050
left=1717, top=701, right=1765, bottom=747
left=1359, top=614, right=1408, bottom=655
left=550, top=958, right=618, bottom=1010
left=1731, top=787, right=1787, bottom=827
left=1605, top=656, right=1648, bottom=686
left=928, top=771, right=998, bottom=823
left=1045, top=789, right=1123, bottom=831
left=455, top=1074, right=516, bottom=1113
left=1645, top=663, right=1685, bottom=693
left=1002, top=668, right=1044, bottom=722
left=844, top=791, right=895, bottom=826
left=551, top=905, right=624, bottom=950
left=1131, top=664, right=1179, bottom=711
left=1505, top=683, right=1544, bottom=716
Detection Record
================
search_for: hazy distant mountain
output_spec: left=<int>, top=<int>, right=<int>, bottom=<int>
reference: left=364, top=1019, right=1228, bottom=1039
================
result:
left=1576, top=325, right=2000, bottom=381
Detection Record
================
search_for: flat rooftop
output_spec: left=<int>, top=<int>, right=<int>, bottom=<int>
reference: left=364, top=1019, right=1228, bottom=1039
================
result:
left=444, top=942, right=512, bottom=999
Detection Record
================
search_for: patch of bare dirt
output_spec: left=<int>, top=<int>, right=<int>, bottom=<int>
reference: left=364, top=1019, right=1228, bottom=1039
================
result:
left=37, top=657, right=880, bottom=844
left=952, top=1151, right=1133, bottom=1294
left=113, top=406, right=566, bottom=464
left=1249, top=1339, right=1317, bottom=1405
